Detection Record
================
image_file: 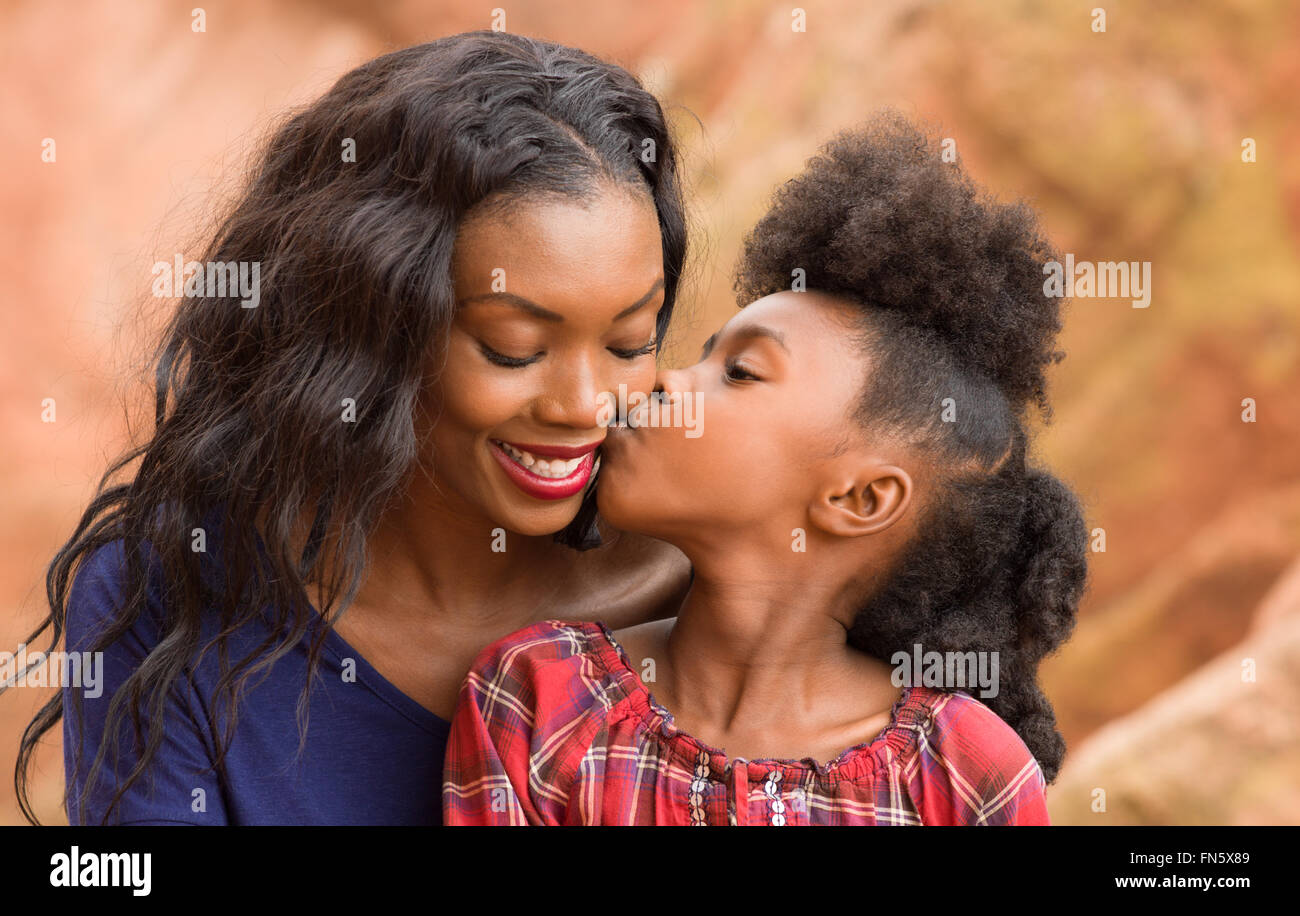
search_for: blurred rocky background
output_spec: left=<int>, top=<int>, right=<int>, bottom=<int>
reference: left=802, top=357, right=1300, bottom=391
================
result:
left=1, top=0, right=1296, bottom=824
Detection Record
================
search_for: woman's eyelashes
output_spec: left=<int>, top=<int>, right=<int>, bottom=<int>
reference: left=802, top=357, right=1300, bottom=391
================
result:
left=477, top=338, right=657, bottom=369
left=478, top=343, right=543, bottom=368
left=608, top=338, right=657, bottom=360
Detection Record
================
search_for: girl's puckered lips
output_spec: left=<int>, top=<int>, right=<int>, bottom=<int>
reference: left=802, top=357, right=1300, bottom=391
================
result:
left=489, top=439, right=600, bottom=500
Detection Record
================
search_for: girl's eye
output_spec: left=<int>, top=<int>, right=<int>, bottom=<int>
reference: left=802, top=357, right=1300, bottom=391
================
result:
left=479, top=343, right=543, bottom=368
left=609, top=339, right=657, bottom=360
left=723, top=358, right=759, bottom=382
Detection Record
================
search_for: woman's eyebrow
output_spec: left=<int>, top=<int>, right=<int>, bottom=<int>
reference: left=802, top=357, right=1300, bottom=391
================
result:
left=612, top=277, right=664, bottom=321
left=456, top=277, right=665, bottom=324
left=700, top=324, right=790, bottom=359
left=456, top=292, right=564, bottom=322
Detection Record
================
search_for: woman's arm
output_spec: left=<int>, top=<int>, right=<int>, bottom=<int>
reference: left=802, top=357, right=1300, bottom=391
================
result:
left=63, top=543, right=228, bottom=826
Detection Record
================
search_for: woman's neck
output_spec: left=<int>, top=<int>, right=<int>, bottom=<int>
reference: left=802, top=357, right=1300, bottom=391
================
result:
left=303, top=481, right=573, bottom=629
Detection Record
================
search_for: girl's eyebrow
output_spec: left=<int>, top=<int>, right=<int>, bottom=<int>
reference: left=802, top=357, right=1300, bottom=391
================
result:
left=456, top=277, right=664, bottom=323
left=700, top=324, right=790, bottom=360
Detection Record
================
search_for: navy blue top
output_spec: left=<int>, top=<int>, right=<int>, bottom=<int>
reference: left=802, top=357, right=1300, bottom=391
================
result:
left=62, top=538, right=451, bottom=825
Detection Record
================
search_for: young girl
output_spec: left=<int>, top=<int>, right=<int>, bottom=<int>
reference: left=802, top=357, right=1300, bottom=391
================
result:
left=442, top=112, right=1089, bottom=826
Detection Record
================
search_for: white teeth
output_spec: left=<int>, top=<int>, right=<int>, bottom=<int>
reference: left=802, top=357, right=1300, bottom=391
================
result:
left=496, top=442, right=586, bottom=479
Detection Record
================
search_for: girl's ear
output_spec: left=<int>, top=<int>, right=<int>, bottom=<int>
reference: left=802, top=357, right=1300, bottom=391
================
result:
left=808, top=465, right=912, bottom=539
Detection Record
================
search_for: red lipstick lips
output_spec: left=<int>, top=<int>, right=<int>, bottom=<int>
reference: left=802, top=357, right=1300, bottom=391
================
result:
left=489, top=439, right=601, bottom=500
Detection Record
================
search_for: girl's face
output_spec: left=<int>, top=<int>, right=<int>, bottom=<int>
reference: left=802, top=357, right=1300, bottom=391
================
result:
left=424, top=185, right=665, bottom=536
left=597, top=291, right=882, bottom=550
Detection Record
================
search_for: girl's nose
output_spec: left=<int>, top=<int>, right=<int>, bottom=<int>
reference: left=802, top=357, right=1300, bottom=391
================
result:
left=653, top=366, right=686, bottom=398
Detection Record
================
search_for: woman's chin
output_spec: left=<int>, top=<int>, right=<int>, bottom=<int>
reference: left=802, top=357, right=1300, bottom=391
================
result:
left=493, top=494, right=586, bottom=538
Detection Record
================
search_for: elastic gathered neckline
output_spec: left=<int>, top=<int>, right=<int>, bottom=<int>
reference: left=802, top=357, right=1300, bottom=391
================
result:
left=584, top=620, right=936, bottom=784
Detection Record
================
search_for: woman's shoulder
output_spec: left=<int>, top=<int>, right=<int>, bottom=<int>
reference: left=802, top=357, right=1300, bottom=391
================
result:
left=64, top=539, right=164, bottom=654
left=63, top=528, right=274, bottom=658
left=563, top=528, right=692, bottom=627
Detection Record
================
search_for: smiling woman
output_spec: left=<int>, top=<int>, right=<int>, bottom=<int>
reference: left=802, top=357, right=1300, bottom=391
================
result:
left=434, top=187, right=666, bottom=519
left=17, top=30, right=694, bottom=825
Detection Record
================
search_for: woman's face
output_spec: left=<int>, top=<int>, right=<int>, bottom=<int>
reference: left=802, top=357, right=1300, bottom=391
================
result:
left=425, top=184, right=665, bottom=536
left=597, top=290, right=876, bottom=549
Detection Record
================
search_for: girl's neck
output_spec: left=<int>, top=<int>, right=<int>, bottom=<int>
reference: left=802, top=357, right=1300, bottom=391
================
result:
left=657, top=552, right=878, bottom=737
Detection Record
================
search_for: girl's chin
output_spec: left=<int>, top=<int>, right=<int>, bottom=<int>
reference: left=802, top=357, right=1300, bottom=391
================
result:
left=594, top=491, right=660, bottom=539
left=593, top=491, right=631, bottom=530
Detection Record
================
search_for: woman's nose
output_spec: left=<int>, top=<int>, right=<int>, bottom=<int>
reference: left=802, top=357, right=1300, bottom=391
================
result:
left=535, top=354, right=604, bottom=429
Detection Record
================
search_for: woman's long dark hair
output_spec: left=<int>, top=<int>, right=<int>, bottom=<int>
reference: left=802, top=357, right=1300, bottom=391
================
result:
left=16, top=31, right=689, bottom=824
left=735, top=111, right=1088, bottom=783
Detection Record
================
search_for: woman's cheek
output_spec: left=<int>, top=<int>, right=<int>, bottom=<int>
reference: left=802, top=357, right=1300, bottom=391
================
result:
left=435, top=345, right=532, bottom=432
left=594, top=357, right=656, bottom=407
left=625, top=356, right=659, bottom=394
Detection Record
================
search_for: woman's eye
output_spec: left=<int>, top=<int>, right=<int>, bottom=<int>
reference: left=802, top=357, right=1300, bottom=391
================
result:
left=609, top=339, right=657, bottom=360
left=723, top=358, right=759, bottom=382
left=479, top=343, right=543, bottom=368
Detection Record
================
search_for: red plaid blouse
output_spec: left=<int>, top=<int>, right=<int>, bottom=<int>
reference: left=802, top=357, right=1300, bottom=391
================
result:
left=442, top=619, right=1050, bottom=825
